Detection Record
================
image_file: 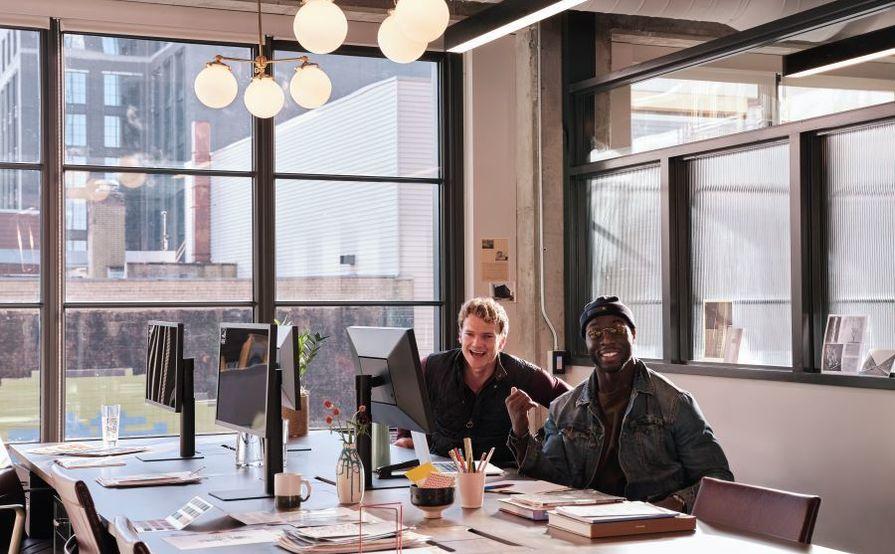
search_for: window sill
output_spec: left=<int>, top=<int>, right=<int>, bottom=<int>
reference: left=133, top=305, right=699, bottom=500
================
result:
left=570, top=357, right=895, bottom=391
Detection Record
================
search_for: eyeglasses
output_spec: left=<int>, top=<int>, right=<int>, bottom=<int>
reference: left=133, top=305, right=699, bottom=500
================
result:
left=585, top=322, right=629, bottom=340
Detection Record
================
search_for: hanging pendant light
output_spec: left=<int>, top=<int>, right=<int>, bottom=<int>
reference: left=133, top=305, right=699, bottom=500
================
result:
left=290, top=63, right=333, bottom=109
left=244, top=74, right=285, bottom=119
left=193, top=0, right=332, bottom=117
left=293, top=0, right=348, bottom=55
left=194, top=60, right=238, bottom=109
left=394, top=0, right=450, bottom=44
left=378, top=11, right=427, bottom=64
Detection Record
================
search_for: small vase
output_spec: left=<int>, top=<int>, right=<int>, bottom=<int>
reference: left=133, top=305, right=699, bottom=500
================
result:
left=336, top=442, right=365, bottom=505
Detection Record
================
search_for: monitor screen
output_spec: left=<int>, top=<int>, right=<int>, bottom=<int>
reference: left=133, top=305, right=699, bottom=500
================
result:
left=215, top=323, right=273, bottom=436
left=145, top=321, right=183, bottom=413
left=346, top=326, right=433, bottom=433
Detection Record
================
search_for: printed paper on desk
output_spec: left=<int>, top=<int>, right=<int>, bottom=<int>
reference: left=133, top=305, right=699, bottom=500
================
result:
left=165, top=496, right=214, bottom=530
left=164, top=528, right=281, bottom=550
left=231, top=507, right=382, bottom=527
left=485, top=480, right=569, bottom=495
left=55, top=457, right=126, bottom=469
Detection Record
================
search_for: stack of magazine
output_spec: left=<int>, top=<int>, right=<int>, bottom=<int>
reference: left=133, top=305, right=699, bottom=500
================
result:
left=547, top=501, right=696, bottom=538
left=276, top=521, right=433, bottom=553
left=498, top=489, right=624, bottom=521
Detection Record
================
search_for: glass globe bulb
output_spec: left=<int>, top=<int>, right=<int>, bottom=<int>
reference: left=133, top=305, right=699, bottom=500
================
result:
left=293, top=0, right=348, bottom=55
left=244, top=75, right=285, bottom=119
left=378, top=13, right=427, bottom=64
left=395, top=0, right=450, bottom=44
left=290, top=65, right=332, bottom=109
left=194, top=62, right=238, bottom=109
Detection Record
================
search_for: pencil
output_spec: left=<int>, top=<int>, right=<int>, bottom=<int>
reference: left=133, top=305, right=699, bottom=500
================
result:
left=448, top=449, right=463, bottom=473
left=481, top=447, right=495, bottom=472
left=463, top=437, right=474, bottom=472
left=476, top=451, right=486, bottom=473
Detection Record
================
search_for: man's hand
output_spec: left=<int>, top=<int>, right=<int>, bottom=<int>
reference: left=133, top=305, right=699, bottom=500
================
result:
left=393, top=437, right=414, bottom=449
left=505, top=386, right=538, bottom=437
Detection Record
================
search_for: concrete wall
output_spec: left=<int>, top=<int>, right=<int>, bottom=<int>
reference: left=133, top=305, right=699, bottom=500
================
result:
left=464, top=21, right=895, bottom=554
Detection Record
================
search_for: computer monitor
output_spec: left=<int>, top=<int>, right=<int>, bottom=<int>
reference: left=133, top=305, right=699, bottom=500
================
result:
left=145, top=321, right=182, bottom=412
left=277, top=325, right=301, bottom=412
left=346, top=326, right=434, bottom=433
left=346, top=326, right=435, bottom=489
left=211, top=322, right=283, bottom=501
left=140, top=321, right=202, bottom=462
left=215, top=323, right=276, bottom=436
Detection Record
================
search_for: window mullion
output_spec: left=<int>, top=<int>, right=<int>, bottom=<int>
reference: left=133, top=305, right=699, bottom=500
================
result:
left=41, top=19, right=64, bottom=442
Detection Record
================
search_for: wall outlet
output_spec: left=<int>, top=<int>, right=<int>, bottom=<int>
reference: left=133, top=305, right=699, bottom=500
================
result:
left=548, top=350, right=569, bottom=374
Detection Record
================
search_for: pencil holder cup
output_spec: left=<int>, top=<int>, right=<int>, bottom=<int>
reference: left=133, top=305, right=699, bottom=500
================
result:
left=457, top=471, right=486, bottom=509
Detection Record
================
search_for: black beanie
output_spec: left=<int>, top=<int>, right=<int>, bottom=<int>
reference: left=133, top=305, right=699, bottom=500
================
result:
left=579, top=296, right=636, bottom=338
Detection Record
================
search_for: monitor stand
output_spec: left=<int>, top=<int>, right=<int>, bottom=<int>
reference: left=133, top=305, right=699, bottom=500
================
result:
left=137, top=358, right=205, bottom=462
left=356, top=375, right=411, bottom=491
left=210, top=367, right=284, bottom=501
left=139, top=358, right=204, bottom=463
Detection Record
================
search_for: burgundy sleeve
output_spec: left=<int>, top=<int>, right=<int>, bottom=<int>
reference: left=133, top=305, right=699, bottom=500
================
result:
left=396, top=355, right=430, bottom=438
left=524, top=367, right=572, bottom=408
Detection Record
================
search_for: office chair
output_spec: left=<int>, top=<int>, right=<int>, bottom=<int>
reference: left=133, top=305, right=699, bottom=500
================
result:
left=0, top=438, right=52, bottom=554
left=111, top=516, right=151, bottom=554
left=50, top=465, right=114, bottom=554
left=691, top=476, right=822, bottom=544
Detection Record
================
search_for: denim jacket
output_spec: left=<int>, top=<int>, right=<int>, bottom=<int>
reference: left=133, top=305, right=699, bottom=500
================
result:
left=509, top=360, right=733, bottom=512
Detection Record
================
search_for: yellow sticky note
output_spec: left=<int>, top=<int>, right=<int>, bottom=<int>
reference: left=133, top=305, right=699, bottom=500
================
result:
left=405, top=462, right=438, bottom=485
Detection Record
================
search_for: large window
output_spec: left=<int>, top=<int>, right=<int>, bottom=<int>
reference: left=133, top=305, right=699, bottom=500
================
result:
left=272, top=47, right=443, bottom=426
left=688, top=143, right=791, bottom=367
left=587, top=166, right=662, bottom=359
left=62, top=34, right=255, bottom=439
left=0, top=27, right=454, bottom=443
left=566, top=7, right=895, bottom=387
left=0, top=28, right=41, bottom=442
left=824, top=121, right=895, bottom=373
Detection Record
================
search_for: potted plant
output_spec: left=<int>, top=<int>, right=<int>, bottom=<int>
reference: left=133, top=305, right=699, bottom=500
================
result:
left=277, top=320, right=328, bottom=437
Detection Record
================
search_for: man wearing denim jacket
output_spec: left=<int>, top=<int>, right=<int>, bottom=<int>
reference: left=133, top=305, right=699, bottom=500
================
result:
left=505, top=296, right=733, bottom=513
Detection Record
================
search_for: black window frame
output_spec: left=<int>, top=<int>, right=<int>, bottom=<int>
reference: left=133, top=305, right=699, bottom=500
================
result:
left=0, top=20, right=463, bottom=443
left=562, top=3, right=895, bottom=391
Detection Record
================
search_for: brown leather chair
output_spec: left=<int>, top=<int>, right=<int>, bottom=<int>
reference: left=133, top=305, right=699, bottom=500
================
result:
left=691, top=476, right=821, bottom=544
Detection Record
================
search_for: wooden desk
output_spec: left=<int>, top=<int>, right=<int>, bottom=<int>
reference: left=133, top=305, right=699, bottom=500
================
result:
left=11, top=433, right=846, bottom=553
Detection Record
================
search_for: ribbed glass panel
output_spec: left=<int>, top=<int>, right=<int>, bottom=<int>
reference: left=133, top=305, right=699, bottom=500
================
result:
left=825, top=120, right=895, bottom=354
left=689, top=143, right=792, bottom=366
left=588, top=166, right=662, bottom=359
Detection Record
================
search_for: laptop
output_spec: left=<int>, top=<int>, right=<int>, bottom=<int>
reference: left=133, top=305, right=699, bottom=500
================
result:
left=411, top=431, right=503, bottom=476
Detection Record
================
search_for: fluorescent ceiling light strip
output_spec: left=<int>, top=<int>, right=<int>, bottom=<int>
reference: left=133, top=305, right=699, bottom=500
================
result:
left=447, top=0, right=587, bottom=53
left=788, top=46, right=895, bottom=78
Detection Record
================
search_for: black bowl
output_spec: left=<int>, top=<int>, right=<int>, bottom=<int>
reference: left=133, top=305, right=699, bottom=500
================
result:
left=410, top=485, right=454, bottom=518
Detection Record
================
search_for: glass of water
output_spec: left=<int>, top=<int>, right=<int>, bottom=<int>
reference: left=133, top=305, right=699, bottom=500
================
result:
left=101, top=404, right=121, bottom=447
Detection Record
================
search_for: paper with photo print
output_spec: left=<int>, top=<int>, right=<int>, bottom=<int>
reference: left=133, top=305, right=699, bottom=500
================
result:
left=480, top=238, right=510, bottom=282
left=860, top=349, right=895, bottom=377
left=822, top=315, right=868, bottom=373
left=703, top=301, right=733, bottom=360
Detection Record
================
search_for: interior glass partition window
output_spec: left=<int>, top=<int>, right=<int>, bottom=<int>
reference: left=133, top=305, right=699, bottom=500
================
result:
left=61, top=34, right=254, bottom=439
left=273, top=48, right=443, bottom=427
left=0, top=28, right=41, bottom=442
left=586, top=166, right=662, bottom=359
left=823, top=120, right=895, bottom=376
left=689, top=142, right=792, bottom=367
